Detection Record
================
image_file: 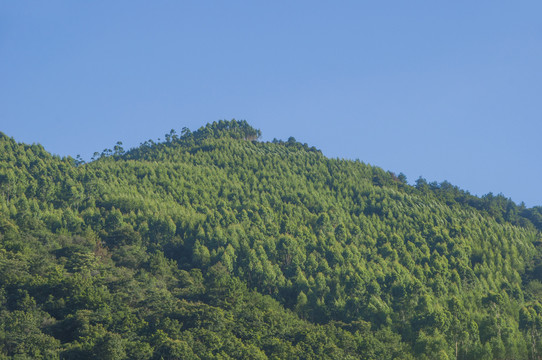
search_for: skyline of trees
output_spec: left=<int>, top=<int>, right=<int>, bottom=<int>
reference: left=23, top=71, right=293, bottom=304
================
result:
left=0, top=120, right=541, bottom=359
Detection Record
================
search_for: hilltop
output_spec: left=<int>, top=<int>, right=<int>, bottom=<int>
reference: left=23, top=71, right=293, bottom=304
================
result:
left=0, top=120, right=541, bottom=359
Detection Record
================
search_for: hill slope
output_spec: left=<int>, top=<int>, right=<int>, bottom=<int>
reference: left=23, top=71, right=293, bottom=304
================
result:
left=0, top=120, right=541, bottom=359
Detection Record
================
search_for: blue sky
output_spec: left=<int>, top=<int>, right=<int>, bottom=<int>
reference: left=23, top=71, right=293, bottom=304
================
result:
left=1, top=2, right=541, bottom=206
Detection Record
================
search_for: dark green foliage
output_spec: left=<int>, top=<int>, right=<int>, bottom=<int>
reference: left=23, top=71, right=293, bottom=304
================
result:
left=0, top=120, right=541, bottom=358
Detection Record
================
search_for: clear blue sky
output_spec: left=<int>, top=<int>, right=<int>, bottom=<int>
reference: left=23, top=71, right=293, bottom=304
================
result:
left=1, top=2, right=541, bottom=206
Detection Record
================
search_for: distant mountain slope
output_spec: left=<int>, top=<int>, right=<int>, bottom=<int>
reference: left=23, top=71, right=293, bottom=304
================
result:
left=0, top=120, right=541, bottom=359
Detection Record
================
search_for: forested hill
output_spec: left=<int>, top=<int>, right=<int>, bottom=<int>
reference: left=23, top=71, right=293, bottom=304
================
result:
left=1, top=120, right=542, bottom=359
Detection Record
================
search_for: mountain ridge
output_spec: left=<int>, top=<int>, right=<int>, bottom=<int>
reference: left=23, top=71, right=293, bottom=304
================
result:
left=0, top=119, right=541, bottom=359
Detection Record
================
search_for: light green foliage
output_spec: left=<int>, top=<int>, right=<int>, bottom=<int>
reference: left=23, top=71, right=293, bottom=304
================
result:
left=0, top=120, right=541, bottom=358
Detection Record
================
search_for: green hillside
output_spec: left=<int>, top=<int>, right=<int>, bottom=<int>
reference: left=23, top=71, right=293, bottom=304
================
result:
left=1, top=120, right=541, bottom=359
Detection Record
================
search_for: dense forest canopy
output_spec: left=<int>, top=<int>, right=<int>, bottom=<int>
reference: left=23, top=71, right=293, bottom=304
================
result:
left=0, top=119, right=541, bottom=359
